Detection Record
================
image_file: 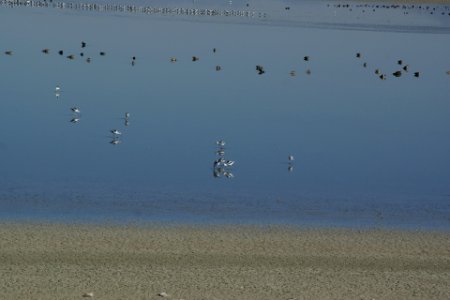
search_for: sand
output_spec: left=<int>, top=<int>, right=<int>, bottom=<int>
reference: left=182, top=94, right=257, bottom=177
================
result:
left=0, top=223, right=449, bottom=300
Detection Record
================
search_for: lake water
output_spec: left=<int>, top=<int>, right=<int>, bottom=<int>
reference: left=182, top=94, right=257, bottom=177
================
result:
left=1, top=0, right=449, bottom=229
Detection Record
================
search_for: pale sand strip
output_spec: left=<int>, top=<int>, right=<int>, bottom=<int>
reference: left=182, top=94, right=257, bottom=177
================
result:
left=0, top=223, right=449, bottom=300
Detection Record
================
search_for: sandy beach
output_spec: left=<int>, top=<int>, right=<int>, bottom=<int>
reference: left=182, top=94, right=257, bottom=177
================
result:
left=0, top=223, right=448, bottom=300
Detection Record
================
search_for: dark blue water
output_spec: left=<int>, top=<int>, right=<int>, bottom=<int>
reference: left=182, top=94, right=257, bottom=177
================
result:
left=1, top=1, right=449, bottom=229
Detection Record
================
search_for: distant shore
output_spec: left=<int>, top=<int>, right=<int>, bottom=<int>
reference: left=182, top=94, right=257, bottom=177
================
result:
left=1, top=223, right=449, bottom=299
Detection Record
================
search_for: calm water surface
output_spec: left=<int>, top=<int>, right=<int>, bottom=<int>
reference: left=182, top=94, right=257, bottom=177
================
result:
left=1, top=0, right=449, bottom=229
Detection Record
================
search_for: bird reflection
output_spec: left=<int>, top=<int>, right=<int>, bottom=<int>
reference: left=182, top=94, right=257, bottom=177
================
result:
left=110, top=138, right=121, bottom=145
left=288, top=155, right=294, bottom=172
left=70, top=118, right=80, bottom=124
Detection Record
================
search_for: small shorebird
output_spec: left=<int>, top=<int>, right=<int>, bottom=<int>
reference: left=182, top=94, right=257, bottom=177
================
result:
left=192, top=56, right=199, bottom=61
left=71, top=107, right=81, bottom=113
left=216, top=140, right=226, bottom=147
left=375, top=69, right=380, bottom=75
left=414, top=72, right=420, bottom=77
left=42, top=48, right=49, bottom=54
left=403, top=65, right=409, bottom=72
left=288, top=155, right=294, bottom=161
left=125, top=112, right=130, bottom=119
left=67, top=54, right=75, bottom=60
left=100, top=51, right=105, bottom=56
left=214, top=158, right=225, bottom=167
left=81, top=41, right=87, bottom=48
left=170, top=57, right=177, bottom=62
left=223, top=160, right=235, bottom=167
left=4, top=50, right=13, bottom=55
left=397, top=59, right=403, bottom=65
left=356, top=52, right=361, bottom=58
left=55, top=86, right=61, bottom=92
left=111, top=129, right=122, bottom=135
left=303, top=56, right=310, bottom=61
left=216, top=65, right=222, bottom=71
left=70, top=118, right=80, bottom=123
left=58, top=50, right=64, bottom=55
left=379, top=74, right=386, bottom=80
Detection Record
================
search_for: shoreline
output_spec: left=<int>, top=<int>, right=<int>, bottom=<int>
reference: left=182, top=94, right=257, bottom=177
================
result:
left=1, top=222, right=449, bottom=299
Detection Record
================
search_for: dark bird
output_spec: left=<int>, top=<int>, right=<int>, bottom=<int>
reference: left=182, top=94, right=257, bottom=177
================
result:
left=375, top=69, right=380, bottom=75
left=99, top=51, right=105, bottom=56
left=356, top=52, right=361, bottom=58
left=392, top=71, right=402, bottom=77
left=4, top=51, right=13, bottom=55
left=86, top=57, right=91, bottom=63
left=66, top=54, right=75, bottom=60
left=397, top=59, right=403, bottom=65
left=403, top=65, right=408, bottom=72
left=379, top=74, right=386, bottom=80
left=192, top=56, right=199, bottom=61
left=414, top=72, right=420, bottom=77
left=304, top=56, right=310, bottom=61
left=58, top=50, right=64, bottom=55
left=363, top=62, right=367, bottom=68
left=256, top=65, right=265, bottom=74
left=215, top=65, right=222, bottom=71
left=42, top=49, right=49, bottom=54
left=81, top=41, right=86, bottom=48
left=132, top=56, right=136, bottom=61
left=80, top=52, right=84, bottom=57
left=213, top=48, right=216, bottom=53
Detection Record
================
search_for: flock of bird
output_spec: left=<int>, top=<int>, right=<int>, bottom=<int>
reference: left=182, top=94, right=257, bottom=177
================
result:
left=328, top=3, right=450, bottom=16
left=213, top=140, right=235, bottom=179
left=2, top=0, right=449, bottom=181
left=354, top=52, right=422, bottom=81
left=0, top=0, right=265, bottom=19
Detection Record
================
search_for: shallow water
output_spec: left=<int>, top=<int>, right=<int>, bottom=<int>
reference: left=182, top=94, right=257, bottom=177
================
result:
left=1, top=0, right=450, bottom=229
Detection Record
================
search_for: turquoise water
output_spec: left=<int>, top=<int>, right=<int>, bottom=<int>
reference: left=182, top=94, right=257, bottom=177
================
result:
left=1, top=1, right=449, bottom=229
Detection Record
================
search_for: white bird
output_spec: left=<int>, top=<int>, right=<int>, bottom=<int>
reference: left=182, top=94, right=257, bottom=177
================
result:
left=55, top=86, right=61, bottom=92
left=111, top=129, right=122, bottom=135
left=214, top=158, right=225, bottom=167
left=71, top=107, right=81, bottom=113
left=70, top=118, right=80, bottom=123
left=288, top=155, right=294, bottom=161
left=125, top=112, right=130, bottom=119
left=216, top=140, right=226, bottom=147
left=223, top=160, right=235, bottom=167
